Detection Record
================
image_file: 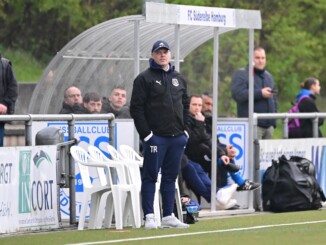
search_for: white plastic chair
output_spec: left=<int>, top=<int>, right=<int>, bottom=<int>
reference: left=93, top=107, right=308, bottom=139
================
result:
left=106, top=144, right=144, bottom=225
left=119, top=144, right=183, bottom=224
left=119, top=144, right=144, bottom=166
left=107, top=144, right=143, bottom=188
left=87, top=145, right=125, bottom=228
left=88, top=145, right=141, bottom=229
left=106, top=144, right=124, bottom=161
left=118, top=145, right=147, bottom=224
left=118, top=145, right=143, bottom=190
left=70, top=145, right=112, bottom=230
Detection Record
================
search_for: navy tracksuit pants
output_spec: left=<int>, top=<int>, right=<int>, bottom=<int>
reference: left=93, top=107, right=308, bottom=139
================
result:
left=141, top=134, right=187, bottom=218
left=182, top=159, right=246, bottom=203
left=182, top=160, right=212, bottom=202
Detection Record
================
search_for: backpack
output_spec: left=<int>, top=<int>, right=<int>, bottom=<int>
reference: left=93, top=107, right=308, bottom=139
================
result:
left=174, top=195, right=201, bottom=224
left=262, top=155, right=326, bottom=212
left=288, top=95, right=309, bottom=138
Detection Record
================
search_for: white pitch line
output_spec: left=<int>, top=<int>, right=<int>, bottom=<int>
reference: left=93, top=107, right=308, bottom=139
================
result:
left=66, top=219, right=326, bottom=245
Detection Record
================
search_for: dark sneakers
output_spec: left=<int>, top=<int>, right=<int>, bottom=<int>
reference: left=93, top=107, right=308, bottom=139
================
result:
left=237, top=179, right=261, bottom=191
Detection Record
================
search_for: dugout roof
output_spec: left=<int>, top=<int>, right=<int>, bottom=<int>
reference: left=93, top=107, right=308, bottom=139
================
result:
left=28, top=4, right=261, bottom=114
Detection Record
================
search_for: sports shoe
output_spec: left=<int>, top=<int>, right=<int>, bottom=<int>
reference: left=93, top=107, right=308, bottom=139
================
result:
left=216, top=183, right=237, bottom=205
left=144, top=213, right=157, bottom=230
left=237, top=179, right=261, bottom=191
left=216, top=199, right=237, bottom=210
left=161, top=213, right=189, bottom=228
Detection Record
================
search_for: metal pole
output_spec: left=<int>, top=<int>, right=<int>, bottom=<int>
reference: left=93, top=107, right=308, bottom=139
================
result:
left=283, top=118, right=289, bottom=139
left=133, top=19, right=140, bottom=79
left=109, top=115, right=115, bottom=147
left=174, top=24, right=180, bottom=71
left=248, top=29, right=256, bottom=210
left=313, top=117, right=319, bottom=137
left=25, top=117, right=32, bottom=146
left=68, top=118, right=76, bottom=225
left=210, top=27, right=219, bottom=211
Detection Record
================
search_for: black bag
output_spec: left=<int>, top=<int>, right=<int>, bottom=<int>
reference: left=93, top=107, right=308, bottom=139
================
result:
left=173, top=195, right=200, bottom=224
left=262, top=155, right=326, bottom=212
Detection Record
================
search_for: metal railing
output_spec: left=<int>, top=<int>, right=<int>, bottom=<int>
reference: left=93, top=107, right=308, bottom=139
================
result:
left=252, top=112, right=326, bottom=210
left=253, top=112, right=326, bottom=139
left=0, top=113, right=115, bottom=226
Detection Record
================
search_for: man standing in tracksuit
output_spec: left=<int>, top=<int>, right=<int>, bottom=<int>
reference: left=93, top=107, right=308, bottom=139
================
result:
left=130, top=40, right=189, bottom=229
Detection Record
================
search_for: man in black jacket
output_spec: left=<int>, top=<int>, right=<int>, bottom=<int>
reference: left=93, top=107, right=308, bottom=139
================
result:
left=0, top=54, right=18, bottom=146
left=231, top=47, right=277, bottom=139
left=101, top=86, right=131, bottom=118
left=73, top=92, right=103, bottom=114
left=130, top=40, right=189, bottom=229
left=185, top=95, right=259, bottom=181
left=59, top=86, right=83, bottom=114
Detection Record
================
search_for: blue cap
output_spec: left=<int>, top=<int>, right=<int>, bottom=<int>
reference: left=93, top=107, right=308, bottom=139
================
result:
left=151, top=40, right=170, bottom=53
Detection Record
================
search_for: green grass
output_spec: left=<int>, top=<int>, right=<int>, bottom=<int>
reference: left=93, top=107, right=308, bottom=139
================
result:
left=1, top=45, right=45, bottom=82
left=1, top=210, right=326, bottom=245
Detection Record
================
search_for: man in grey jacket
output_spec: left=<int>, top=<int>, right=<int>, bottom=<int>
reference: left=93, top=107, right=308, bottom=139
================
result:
left=231, top=47, right=277, bottom=139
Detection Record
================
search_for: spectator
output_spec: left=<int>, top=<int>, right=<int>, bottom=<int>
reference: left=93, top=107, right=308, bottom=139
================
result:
left=59, top=86, right=83, bottom=114
left=202, top=92, right=213, bottom=117
left=231, top=47, right=277, bottom=139
left=181, top=154, right=238, bottom=210
left=102, top=86, right=131, bottom=118
left=201, top=92, right=213, bottom=133
left=295, top=77, right=323, bottom=138
left=130, top=40, right=189, bottom=229
left=185, top=95, right=239, bottom=175
left=78, top=92, right=102, bottom=114
left=0, top=54, right=18, bottom=146
left=184, top=95, right=260, bottom=209
left=201, top=93, right=238, bottom=163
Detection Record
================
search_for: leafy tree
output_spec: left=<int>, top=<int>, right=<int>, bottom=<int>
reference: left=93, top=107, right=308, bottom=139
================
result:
left=172, top=0, right=326, bottom=114
left=0, top=0, right=142, bottom=62
left=0, top=0, right=325, bottom=117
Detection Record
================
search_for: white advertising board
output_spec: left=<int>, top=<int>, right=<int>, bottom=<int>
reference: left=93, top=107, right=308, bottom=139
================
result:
left=259, top=138, right=326, bottom=192
left=0, top=145, right=58, bottom=233
left=145, top=2, right=236, bottom=27
left=31, top=119, right=137, bottom=219
left=178, top=5, right=236, bottom=27
left=217, top=120, right=249, bottom=207
left=217, top=121, right=248, bottom=178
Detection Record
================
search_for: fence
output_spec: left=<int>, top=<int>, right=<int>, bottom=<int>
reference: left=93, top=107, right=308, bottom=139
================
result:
left=253, top=112, right=326, bottom=139
left=1, top=112, right=325, bottom=223
left=253, top=112, right=326, bottom=210
left=0, top=113, right=115, bottom=226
